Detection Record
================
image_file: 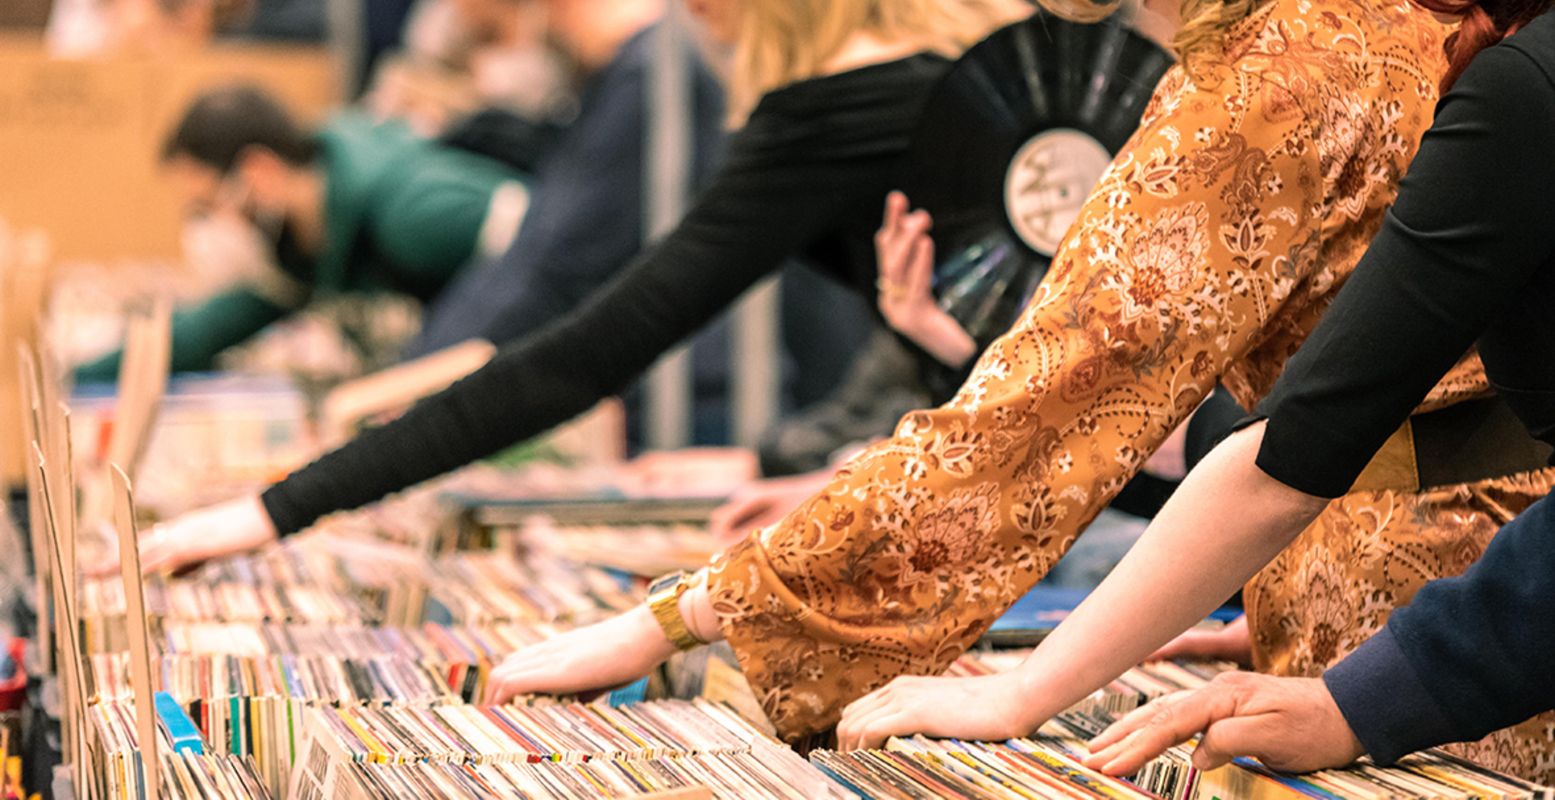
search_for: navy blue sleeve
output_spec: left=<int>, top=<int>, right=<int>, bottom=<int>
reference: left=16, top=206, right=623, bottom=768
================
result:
left=1324, top=491, right=1555, bottom=764
left=403, top=37, right=726, bottom=358
left=403, top=62, right=649, bottom=356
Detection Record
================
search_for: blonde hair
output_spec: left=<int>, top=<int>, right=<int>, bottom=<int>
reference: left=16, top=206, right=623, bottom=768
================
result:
left=726, top=0, right=1032, bottom=124
left=1170, top=0, right=1267, bottom=67
left=1034, top=0, right=1269, bottom=72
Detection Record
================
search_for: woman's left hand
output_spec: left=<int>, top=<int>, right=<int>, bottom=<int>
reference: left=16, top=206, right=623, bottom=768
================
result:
left=836, top=671, right=1037, bottom=751
left=484, top=606, right=678, bottom=704
left=875, top=191, right=978, bottom=367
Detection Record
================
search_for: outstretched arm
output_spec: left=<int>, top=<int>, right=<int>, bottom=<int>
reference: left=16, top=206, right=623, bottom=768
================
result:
left=1085, top=488, right=1555, bottom=775
left=75, top=288, right=289, bottom=381
left=487, top=66, right=1329, bottom=724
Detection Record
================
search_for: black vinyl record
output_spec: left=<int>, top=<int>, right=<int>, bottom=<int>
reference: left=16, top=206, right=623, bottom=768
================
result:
left=907, top=12, right=1173, bottom=354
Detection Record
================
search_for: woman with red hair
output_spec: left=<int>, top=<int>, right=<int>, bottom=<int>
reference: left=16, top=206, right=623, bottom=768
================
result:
left=842, top=0, right=1555, bottom=778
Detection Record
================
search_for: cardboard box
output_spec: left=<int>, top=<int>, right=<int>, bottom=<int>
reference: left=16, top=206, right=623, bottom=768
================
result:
left=0, top=35, right=340, bottom=262
left=0, top=0, right=51, bottom=30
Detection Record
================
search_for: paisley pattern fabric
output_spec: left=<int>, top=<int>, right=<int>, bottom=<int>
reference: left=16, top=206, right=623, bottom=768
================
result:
left=707, top=0, right=1461, bottom=742
left=1249, top=468, right=1555, bottom=783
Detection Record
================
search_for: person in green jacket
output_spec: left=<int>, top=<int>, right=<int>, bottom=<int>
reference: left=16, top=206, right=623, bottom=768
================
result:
left=76, top=84, right=528, bottom=381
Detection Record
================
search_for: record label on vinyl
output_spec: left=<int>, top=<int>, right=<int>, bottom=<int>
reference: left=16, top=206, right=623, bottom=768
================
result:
left=1004, top=128, right=1113, bottom=257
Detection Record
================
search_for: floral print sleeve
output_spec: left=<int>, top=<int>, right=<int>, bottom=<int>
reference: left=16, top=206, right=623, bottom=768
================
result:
left=705, top=0, right=1448, bottom=740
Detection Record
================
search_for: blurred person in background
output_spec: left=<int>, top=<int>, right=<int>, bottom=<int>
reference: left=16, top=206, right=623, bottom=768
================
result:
left=123, top=0, right=1032, bottom=583
left=74, top=84, right=527, bottom=381
left=399, top=0, right=726, bottom=359
left=370, top=0, right=573, bottom=137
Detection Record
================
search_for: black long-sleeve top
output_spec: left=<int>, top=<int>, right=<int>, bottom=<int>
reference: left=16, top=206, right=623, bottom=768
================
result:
left=1240, top=12, right=1555, bottom=765
left=260, top=54, right=952, bottom=534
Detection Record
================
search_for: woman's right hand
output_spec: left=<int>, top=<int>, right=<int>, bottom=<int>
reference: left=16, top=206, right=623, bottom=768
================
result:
left=875, top=191, right=978, bottom=368
left=128, top=495, right=279, bottom=575
left=1148, top=615, right=1253, bottom=667
left=706, top=469, right=835, bottom=547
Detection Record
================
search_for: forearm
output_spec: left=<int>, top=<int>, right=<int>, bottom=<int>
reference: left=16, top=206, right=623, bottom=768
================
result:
left=680, top=579, right=722, bottom=643
left=1011, top=423, right=1329, bottom=726
left=75, top=289, right=286, bottom=382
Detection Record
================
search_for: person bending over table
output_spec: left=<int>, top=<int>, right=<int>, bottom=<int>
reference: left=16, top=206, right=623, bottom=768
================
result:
left=76, top=85, right=526, bottom=381
left=843, top=0, right=1555, bottom=781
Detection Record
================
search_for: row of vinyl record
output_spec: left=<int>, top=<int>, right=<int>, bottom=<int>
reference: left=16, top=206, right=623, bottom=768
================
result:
left=812, top=730, right=1555, bottom=800
left=310, top=699, right=768, bottom=765
left=325, top=750, right=836, bottom=800
left=90, top=702, right=275, bottom=800
left=80, top=546, right=638, bottom=640
left=288, top=699, right=850, bottom=800
left=93, top=621, right=580, bottom=706
left=91, top=652, right=460, bottom=708
left=1134, top=742, right=1554, bottom=800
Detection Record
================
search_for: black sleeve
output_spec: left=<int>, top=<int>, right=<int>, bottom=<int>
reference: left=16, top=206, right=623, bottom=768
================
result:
left=1324, top=489, right=1555, bottom=764
left=261, top=133, right=872, bottom=534
left=1253, top=45, right=1555, bottom=497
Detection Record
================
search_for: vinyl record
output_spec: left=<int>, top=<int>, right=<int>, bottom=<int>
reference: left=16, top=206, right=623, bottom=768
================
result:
left=907, top=12, right=1173, bottom=351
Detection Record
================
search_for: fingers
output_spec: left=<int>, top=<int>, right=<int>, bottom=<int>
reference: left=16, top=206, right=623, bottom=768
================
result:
left=136, top=529, right=184, bottom=575
left=1086, top=690, right=1188, bottom=757
left=881, top=190, right=909, bottom=235
left=876, top=194, right=932, bottom=291
left=1146, top=628, right=1223, bottom=662
left=1087, top=686, right=1241, bottom=776
left=1193, top=715, right=1267, bottom=771
left=1146, top=622, right=1249, bottom=664
left=838, top=681, right=903, bottom=751
left=842, top=708, right=911, bottom=752
left=485, top=651, right=548, bottom=704
left=904, top=228, right=936, bottom=301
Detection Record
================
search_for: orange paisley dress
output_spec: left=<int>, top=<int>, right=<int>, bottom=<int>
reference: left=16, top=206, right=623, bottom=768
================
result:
left=706, top=0, right=1555, bottom=780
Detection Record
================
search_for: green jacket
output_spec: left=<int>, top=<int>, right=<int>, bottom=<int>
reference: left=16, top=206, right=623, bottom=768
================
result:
left=78, top=113, right=523, bottom=382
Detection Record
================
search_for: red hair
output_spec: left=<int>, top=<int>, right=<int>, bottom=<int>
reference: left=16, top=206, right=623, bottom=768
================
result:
left=1412, top=0, right=1554, bottom=89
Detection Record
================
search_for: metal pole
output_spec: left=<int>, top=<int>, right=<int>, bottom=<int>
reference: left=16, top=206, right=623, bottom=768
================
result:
left=730, top=278, right=780, bottom=446
left=643, top=6, right=694, bottom=450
